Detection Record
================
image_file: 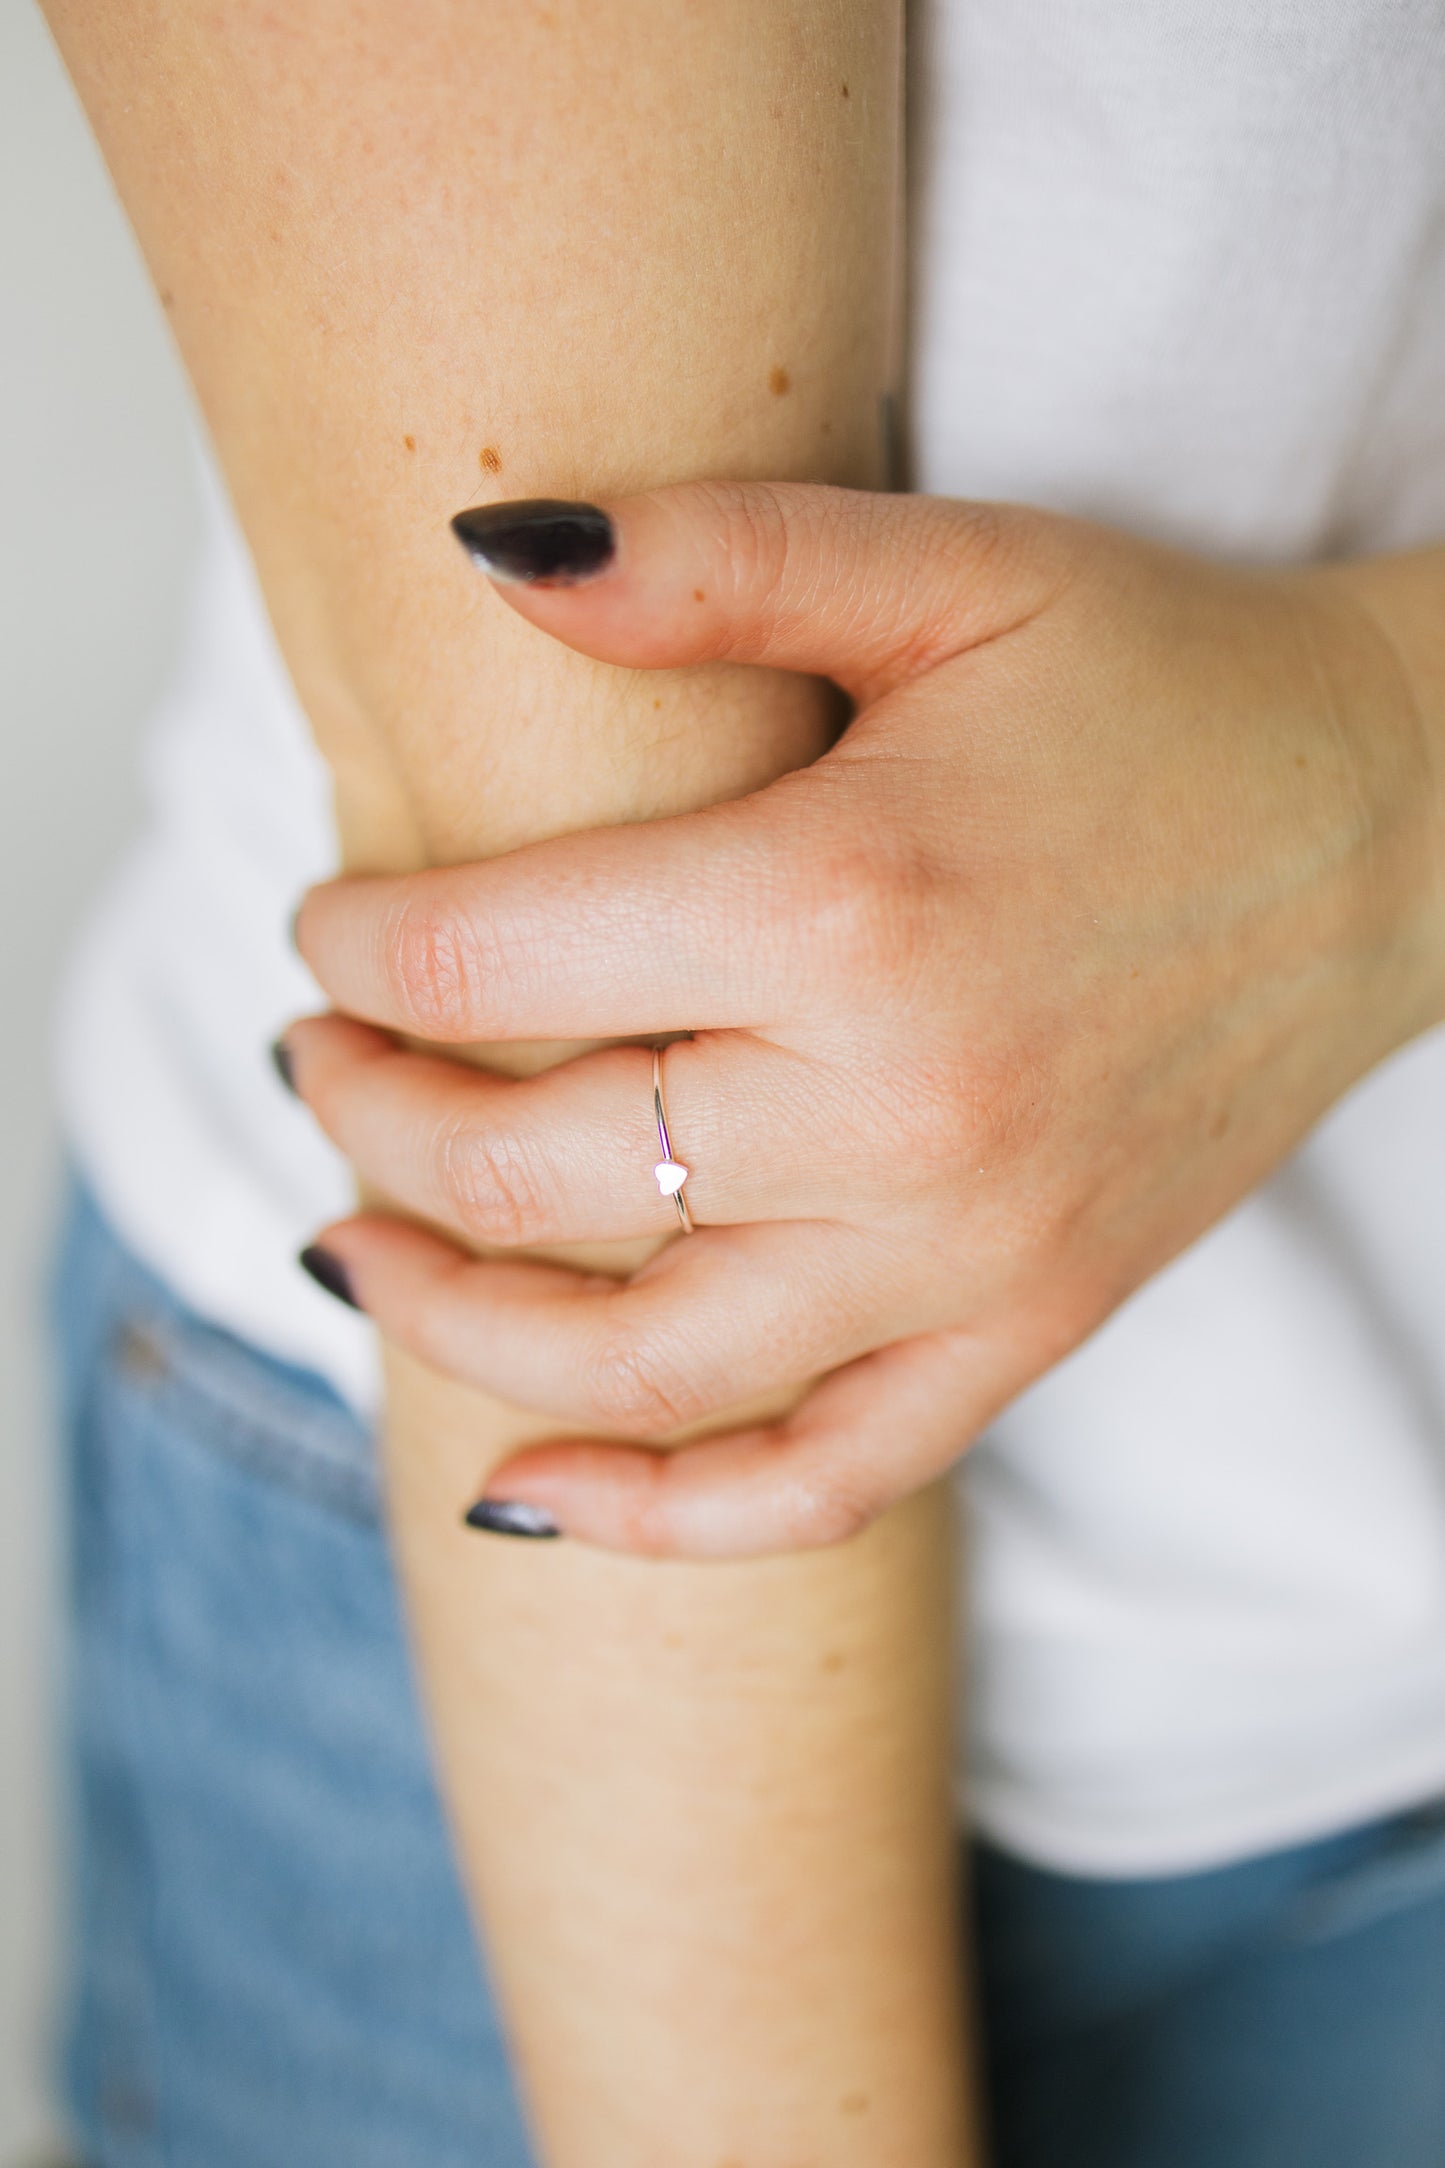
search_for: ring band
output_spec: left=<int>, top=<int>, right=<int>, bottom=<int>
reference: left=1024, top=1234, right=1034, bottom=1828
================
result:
left=652, top=1046, right=694, bottom=1233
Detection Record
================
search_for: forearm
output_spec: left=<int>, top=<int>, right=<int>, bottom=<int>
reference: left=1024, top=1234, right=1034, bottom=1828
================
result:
left=40, top=3, right=976, bottom=2158
left=398, top=1357, right=966, bottom=2163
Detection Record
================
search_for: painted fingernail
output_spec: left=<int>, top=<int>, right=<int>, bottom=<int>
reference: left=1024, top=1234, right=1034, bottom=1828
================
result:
left=451, top=499, right=614, bottom=587
left=463, top=1499, right=562, bottom=1540
left=299, top=1244, right=363, bottom=1311
left=270, top=1036, right=297, bottom=1095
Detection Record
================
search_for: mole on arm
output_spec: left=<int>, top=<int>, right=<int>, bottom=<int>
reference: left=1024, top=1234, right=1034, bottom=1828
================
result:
left=403, top=434, right=416, bottom=452
left=479, top=444, right=503, bottom=474
left=769, top=365, right=791, bottom=396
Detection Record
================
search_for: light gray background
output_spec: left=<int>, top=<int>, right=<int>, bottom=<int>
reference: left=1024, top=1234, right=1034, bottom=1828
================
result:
left=1, top=5, right=200, bottom=2155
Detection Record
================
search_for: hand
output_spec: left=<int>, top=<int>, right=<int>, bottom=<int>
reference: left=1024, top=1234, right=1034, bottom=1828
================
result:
left=289, top=484, right=1445, bottom=1558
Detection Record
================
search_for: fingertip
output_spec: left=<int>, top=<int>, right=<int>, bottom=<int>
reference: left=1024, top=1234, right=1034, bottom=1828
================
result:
left=444, top=485, right=729, bottom=672
left=477, top=1440, right=682, bottom=1559
left=293, top=1210, right=468, bottom=1330
left=478, top=1429, right=864, bottom=1563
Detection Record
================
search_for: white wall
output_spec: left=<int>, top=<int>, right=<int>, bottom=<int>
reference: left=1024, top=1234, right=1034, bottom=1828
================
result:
left=0, top=7, right=199, bottom=2157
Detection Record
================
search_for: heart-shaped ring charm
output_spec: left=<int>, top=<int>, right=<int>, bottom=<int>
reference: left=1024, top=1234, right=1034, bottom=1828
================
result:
left=653, top=1159, right=689, bottom=1198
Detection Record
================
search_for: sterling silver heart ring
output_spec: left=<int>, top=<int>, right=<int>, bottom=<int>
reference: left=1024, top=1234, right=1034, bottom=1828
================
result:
left=651, top=1046, right=694, bottom=1234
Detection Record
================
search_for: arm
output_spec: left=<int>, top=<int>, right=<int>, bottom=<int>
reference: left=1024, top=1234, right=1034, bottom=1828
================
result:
left=38, top=3, right=977, bottom=2160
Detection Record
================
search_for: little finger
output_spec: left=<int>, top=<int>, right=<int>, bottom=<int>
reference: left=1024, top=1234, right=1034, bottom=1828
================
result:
left=467, top=1328, right=1039, bottom=1559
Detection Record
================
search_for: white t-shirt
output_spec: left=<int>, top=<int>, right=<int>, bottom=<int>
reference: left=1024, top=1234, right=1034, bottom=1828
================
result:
left=60, top=0, right=1445, bottom=1877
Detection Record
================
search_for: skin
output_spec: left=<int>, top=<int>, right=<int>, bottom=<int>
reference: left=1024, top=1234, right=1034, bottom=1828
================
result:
left=290, top=483, right=1445, bottom=1556
left=40, top=3, right=979, bottom=2163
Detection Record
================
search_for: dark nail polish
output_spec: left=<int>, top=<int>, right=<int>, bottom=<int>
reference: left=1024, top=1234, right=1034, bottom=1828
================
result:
left=463, top=1498, right=562, bottom=1540
left=451, top=499, right=614, bottom=587
left=271, top=1037, right=297, bottom=1095
left=299, top=1244, right=363, bottom=1311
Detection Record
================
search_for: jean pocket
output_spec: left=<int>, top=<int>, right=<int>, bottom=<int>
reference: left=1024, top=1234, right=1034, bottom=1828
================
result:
left=1286, top=1802, right=1445, bottom=1944
left=103, top=1296, right=381, bottom=1528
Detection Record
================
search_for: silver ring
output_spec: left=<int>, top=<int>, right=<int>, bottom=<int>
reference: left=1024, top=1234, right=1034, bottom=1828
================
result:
left=651, top=1046, right=694, bottom=1233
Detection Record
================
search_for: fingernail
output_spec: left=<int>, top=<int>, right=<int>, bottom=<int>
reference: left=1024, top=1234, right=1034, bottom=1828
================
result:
left=451, top=499, right=614, bottom=587
left=270, top=1036, right=297, bottom=1095
left=463, top=1498, right=562, bottom=1540
left=299, top=1244, right=363, bottom=1311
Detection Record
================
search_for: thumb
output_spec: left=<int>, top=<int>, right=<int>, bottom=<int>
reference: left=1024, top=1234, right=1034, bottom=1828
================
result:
left=451, top=482, right=1056, bottom=700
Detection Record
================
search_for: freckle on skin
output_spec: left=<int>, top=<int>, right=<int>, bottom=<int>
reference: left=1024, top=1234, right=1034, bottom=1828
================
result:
left=479, top=445, right=503, bottom=474
left=841, top=81, right=850, bottom=97
left=841, top=2092, right=869, bottom=2116
left=403, top=434, right=416, bottom=452
left=821, top=1650, right=846, bottom=1673
left=693, top=588, right=706, bottom=602
left=769, top=365, right=791, bottom=396
left=159, top=289, right=175, bottom=310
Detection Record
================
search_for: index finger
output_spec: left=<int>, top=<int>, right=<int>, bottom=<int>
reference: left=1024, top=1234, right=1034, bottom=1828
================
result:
left=295, top=778, right=842, bottom=1042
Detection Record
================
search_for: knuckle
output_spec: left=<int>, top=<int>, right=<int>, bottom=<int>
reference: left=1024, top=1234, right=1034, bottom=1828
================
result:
left=789, top=836, right=928, bottom=994
left=914, top=500, right=1024, bottom=621
left=582, top=1328, right=708, bottom=1439
left=904, top=1042, right=1055, bottom=1184
left=437, top=1122, right=551, bottom=1247
left=884, top=500, right=1058, bottom=683
left=838, top=1041, right=1054, bottom=1217
left=384, top=895, right=486, bottom=1041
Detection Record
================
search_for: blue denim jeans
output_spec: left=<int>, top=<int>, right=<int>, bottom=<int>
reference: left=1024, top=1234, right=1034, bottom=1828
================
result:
left=53, top=1179, right=1445, bottom=2167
